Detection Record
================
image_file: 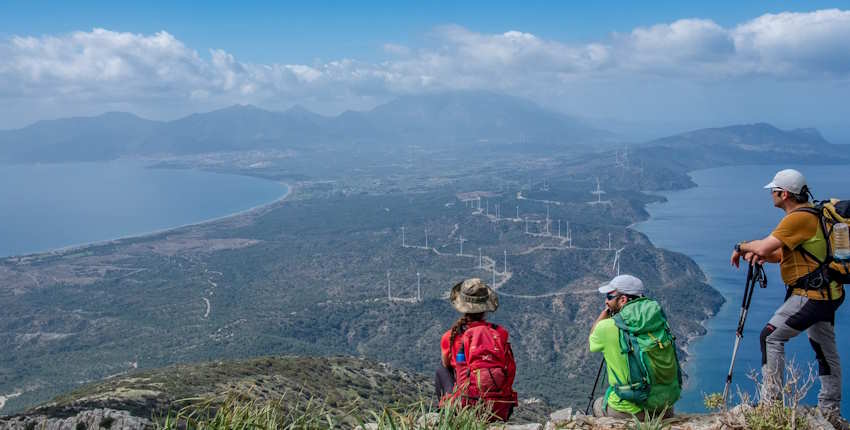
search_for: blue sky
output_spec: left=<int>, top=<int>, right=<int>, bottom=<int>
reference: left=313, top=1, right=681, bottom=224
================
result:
left=1, top=1, right=849, bottom=141
left=2, top=1, right=844, bottom=63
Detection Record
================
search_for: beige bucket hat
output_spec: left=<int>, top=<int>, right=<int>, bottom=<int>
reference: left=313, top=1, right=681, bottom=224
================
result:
left=450, top=278, right=499, bottom=314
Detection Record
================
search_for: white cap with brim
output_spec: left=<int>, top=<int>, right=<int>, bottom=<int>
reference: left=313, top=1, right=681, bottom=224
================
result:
left=764, top=169, right=807, bottom=195
left=599, top=274, right=646, bottom=296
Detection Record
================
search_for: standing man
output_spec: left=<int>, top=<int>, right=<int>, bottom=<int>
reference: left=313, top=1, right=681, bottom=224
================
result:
left=589, top=274, right=680, bottom=419
left=731, top=169, right=846, bottom=428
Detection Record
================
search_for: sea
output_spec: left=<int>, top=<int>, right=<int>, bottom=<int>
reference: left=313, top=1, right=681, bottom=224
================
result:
left=635, top=164, right=850, bottom=415
left=0, top=160, right=288, bottom=258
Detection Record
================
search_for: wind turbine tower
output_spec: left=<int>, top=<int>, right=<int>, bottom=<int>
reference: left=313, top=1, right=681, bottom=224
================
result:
left=557, top=220, right=561, bottom=238
left=590, top=177, right=607, bottom=204
left=401, top=226, right=405, bottom=247
left=417, top=272, right=421, bottom=301
left=608, top=232, right=612, bottom=250
left=458, top=235, right=467, bottom=256
left=504, top=249, right=507, bottom=273
left=479, top=248, right=482, bottom=268
left=386, top=271, right=391, bottom=300
left=612, top=249, right=624, bottom=276
left=425, top=227, right=429, bottom=249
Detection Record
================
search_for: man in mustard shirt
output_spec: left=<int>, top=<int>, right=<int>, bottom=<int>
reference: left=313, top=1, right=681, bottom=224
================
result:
left=589, top=274, right=675, bottom=419
left=731, top=169, right=846, bottom=428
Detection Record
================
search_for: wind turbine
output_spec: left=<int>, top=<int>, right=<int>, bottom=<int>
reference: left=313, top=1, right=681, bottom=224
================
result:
left=612, top=248, right=625, bottom=276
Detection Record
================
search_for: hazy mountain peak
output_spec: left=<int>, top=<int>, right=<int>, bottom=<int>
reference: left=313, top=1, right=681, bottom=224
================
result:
left=212, top=104, right=270, bottom=114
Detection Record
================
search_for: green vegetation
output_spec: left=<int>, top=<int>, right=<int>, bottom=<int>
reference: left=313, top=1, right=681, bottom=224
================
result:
left=741, top=403, right=809, bottom=430
left=36, top=356, right=430, bottom=423
left=154, top=393, right=498, bottom=430
left=628, top=408, right=674, bottom=430
left=155, top=392, right=339, bottom=430
left=702, top=392, right=724, bottom=412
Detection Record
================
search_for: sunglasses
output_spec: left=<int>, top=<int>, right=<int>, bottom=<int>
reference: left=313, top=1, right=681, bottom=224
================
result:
left=606, top=293, right=620, bottom=301
left=771, top=188, right=785, bottom=195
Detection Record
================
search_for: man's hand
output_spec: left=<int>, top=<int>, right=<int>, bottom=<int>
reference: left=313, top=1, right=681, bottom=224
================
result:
left=743, top=251, right=766, bottom=265
left=590, top=307, right=611, bottom=333
left=731, top=249, right=742, bottom=268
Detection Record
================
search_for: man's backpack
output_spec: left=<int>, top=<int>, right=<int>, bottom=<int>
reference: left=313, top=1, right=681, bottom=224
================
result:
left=794, top=199, right=850, bottom=287
left=609, top=298, right=682, bottom=411
left=446, top=321, right=518, bottom=421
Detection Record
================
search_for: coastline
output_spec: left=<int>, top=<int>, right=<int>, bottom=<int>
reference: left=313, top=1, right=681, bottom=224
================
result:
left=3, top=182, right=293, bottom=261
left=631, top=173, right=722, bottom=385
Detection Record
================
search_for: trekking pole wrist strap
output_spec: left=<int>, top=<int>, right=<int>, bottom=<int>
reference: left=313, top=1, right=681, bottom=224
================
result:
left=735, top=242, right=746, bottom=253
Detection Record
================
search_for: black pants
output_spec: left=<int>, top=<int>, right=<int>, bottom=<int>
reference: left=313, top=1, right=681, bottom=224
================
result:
left=435, top=365, right=455, bottom=398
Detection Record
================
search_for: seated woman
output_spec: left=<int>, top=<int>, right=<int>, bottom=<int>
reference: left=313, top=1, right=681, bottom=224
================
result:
left=436, top=278, right=517, bottom=421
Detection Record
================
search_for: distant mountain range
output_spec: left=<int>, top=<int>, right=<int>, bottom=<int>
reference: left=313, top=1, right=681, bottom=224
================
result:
left=634, top=122, right=846, bottom=171
left=2, top=91, right=843, bottom=165
left=0, top=91, right=606, bottom=163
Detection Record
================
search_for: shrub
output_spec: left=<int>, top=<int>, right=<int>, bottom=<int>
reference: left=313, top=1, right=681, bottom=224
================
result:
left=628, top=407, right=673, bottom=430
left=723, top=359, right=816, bottom=430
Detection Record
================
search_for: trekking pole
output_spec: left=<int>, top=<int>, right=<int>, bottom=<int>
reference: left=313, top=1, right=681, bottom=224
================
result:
left=585, top=358, right=605, bottom=415
left=722, top=261, right=767, bottom=405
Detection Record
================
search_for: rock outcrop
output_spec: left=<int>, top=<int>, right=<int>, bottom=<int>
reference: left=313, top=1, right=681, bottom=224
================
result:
left=0, top=408, right=152, bottom=430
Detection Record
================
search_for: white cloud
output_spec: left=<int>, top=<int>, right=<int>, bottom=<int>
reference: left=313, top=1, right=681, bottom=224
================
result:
left=732, top=9, right=850, bottom=77
left=0, top=10, right=848, bottom=128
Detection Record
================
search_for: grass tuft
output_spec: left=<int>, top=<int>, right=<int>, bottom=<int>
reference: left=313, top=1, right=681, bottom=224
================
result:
left=153, top=390, right=497, bottom=430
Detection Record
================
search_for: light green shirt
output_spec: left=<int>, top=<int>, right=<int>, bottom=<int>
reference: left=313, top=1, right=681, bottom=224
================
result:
left=589, top=318, right=643, bottom=414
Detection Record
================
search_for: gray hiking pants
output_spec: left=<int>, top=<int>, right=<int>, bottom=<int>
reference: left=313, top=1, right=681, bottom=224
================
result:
left=760, top=293, right=844, bottom=411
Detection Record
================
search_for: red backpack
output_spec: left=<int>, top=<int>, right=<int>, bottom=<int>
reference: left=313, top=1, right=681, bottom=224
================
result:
left=443, top=321, right=518, bottom=421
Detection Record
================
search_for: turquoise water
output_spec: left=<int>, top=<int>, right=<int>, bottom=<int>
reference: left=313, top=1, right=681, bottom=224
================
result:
left=635, top=164, right=850, bottom=414
left=0, top=160, right=287, bottom=258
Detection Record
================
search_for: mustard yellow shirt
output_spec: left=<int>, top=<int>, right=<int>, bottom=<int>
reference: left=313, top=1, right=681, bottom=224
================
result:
left=771, top=209, right=842, bottom=299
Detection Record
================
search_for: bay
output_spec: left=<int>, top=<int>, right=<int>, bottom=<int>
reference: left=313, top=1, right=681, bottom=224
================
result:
left=0, top=160, right=288, bottom=258
left=635, top=164, right=850, bottom=415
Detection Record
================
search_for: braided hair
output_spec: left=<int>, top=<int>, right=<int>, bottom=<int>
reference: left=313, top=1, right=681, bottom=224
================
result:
left=449, top=312, right=485, bottom=346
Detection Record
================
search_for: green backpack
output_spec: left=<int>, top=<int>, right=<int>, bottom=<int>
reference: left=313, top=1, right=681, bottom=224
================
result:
left=608, top=297, right=682, bottom=411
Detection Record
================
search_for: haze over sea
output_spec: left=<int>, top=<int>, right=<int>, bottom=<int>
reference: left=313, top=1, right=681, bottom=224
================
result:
left=636, top=164, right=850, bottom=415
left=0, top=160, right=288, bottom=258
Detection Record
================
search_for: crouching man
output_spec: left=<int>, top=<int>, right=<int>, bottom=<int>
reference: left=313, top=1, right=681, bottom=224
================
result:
left=589, top=274, right=681, bottom=419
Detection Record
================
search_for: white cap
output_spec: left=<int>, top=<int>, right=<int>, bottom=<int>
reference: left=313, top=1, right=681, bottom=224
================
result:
left=598, top=274, right=646, bottom=296
left=764, top=169, right=807, bottom=194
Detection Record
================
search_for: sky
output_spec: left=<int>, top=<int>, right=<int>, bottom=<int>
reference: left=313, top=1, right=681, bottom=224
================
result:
left=1, top=1, right=849, bottom=141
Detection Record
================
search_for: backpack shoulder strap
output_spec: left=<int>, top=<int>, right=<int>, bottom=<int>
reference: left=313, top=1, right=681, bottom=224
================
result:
left=792, top=206, right=821, bottom=216
left=612, top=313, right=628, bottom=331
left=789, top=206, right=833, bottom=265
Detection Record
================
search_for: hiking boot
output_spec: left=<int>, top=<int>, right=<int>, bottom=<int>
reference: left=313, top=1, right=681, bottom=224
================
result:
left=822, top=409, right=850, bottom=430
